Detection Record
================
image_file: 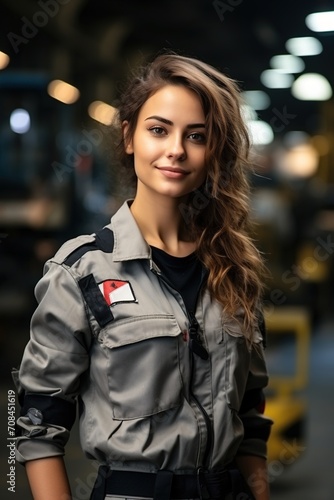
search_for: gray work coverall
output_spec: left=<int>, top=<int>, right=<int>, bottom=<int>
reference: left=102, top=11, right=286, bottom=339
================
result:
left=15, top=200, right=272, bottom=499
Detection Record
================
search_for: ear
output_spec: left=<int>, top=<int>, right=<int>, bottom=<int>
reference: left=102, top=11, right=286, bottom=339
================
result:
left=122, top=120, right=134, bottom=154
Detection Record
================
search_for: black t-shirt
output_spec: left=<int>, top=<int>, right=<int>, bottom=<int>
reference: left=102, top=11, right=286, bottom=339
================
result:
left=151, top=246, right=204, bottom=313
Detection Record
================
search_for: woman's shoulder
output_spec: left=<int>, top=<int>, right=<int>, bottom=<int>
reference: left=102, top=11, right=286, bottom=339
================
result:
left=49, top=224, right=115, bottom=268
left=51, top=200, right=133, bottom=267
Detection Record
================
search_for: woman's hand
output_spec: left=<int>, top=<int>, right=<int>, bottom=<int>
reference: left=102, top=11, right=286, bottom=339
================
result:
left=235, top=455, right=270, bottom=500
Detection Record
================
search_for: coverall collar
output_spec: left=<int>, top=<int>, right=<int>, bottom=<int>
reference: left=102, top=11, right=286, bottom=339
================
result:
left=111, top=200, right=152, bottom=262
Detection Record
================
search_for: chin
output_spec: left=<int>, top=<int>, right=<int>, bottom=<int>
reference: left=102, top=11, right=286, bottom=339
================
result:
left=160, top=190, right=193, bottom=199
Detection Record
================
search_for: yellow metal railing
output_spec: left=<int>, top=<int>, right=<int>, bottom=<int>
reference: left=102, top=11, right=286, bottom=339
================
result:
left=264, top=306, right=311, bottom=395
left=264, top=306, right=311, bottom=463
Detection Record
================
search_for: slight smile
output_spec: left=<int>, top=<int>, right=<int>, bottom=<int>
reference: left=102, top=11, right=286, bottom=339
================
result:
left=156, top=166, right=190, bottom=179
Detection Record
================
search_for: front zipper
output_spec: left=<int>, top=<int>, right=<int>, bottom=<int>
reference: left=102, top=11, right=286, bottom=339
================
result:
left=151, top=265, right=213, bottom=468
left=188, top=311, right=213, bottom=468
left=188, top=311, right=208, bottom=360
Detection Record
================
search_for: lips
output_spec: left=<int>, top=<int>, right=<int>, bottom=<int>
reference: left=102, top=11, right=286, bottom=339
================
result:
left=156, top=166, right=189, bottom=174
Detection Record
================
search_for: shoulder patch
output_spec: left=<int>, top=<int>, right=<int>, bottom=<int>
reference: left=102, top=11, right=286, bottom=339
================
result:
left=78, top=273, right=114, bottom=327
left=61, top=227, right=114, bottom=267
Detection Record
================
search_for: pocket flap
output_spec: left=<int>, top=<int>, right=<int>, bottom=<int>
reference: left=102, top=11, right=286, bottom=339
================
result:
left=99, top=314, right=181, bottom=348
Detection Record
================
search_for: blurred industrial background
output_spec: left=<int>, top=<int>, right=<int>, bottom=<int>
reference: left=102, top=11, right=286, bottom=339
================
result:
left=1, top=0, right=334, bottom=498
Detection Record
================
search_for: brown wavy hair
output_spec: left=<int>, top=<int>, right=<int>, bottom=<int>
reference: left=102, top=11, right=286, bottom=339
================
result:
left=115, top=52, right=266, bottom=340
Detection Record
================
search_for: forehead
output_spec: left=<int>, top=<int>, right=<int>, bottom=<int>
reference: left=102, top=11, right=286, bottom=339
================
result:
left=138, top=84, right=205, bottom=122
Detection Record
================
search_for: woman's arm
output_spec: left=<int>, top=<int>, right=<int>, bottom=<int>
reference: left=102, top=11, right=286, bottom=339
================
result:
left=235, top=455, right=270, bottom=500
left=26, top=456, right=71, bottom=500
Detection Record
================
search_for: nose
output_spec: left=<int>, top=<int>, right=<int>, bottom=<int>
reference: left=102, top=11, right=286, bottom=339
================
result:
left=166, top=133, right=186, bottom=161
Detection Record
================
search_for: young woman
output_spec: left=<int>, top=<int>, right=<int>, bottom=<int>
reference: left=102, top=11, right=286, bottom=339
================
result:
left=15, top=53, right=272, bottom=500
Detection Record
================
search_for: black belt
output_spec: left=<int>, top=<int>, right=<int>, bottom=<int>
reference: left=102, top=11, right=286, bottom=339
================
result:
left=90, top=466, right=233, bottom=499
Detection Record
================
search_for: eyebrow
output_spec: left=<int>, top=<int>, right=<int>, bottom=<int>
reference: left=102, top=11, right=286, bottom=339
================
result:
left=144, top=115, right=205, bottom=129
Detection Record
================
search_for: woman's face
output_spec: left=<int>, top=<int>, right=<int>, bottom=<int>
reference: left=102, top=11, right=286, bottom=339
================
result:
left=124, top=84, right=207, bottom=199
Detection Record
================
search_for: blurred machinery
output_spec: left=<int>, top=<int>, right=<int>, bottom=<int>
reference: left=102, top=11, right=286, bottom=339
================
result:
left=264, top=307, right=311, bottom=468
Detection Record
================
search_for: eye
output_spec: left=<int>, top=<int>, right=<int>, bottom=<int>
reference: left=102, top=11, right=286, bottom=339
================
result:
left=188, top=132, right=206, bottom=144
left=148, top=126, right=166, bottom=136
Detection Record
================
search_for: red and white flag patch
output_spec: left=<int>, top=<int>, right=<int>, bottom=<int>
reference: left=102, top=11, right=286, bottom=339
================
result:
left=99, top=280, right=136, bottom=306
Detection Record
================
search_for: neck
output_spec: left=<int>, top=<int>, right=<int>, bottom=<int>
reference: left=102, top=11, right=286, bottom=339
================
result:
left=130, top=185, right=195, bottom=256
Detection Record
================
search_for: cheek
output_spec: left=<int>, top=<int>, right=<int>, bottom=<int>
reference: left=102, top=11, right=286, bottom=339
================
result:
left=133, top=136, right=159, bottom=161
left=197, top=170, right=208, bottom=188
left=195, top=151, right=207, bottom=174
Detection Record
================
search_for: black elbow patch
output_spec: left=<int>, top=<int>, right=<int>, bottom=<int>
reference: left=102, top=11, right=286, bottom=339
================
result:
left=20, top=394, right=76, bottom=431
left=242, top=418, right=272, bottom=442
left=239, top=388, right=264, bottom=414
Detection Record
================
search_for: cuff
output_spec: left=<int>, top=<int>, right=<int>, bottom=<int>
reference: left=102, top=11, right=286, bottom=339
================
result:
left=16, top=416, right=69, bottom=464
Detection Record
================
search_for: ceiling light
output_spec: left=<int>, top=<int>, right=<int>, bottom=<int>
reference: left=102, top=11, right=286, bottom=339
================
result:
left=279, top=144, right=319, bottom=178
left=88, top=100, right=116, bottom=125
left=306, top=11, right=334, bottom=31
left=10, top=108, right=31, bottom=134
left=0, top=51, right=10, bottom=70
left=241, top=104, right=257, bottom=122
left=47, top=79, right=80, bottom=104
left=242, top=90, right=270, bottom=110
left=292, top=73, right=332, bottom=100
left=248, top=120, right=274, bottom=145
left=286, top=37, right=323, bottom=56
left=260, top=70, right=294, bottom=89
left=270, top=55, right=305, bottom=73
left=283, top=131, right=310, bottom=148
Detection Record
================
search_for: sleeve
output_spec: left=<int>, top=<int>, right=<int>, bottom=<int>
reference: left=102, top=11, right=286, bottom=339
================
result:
left=236, top=318, right=273, bottom=459
left=14, top=260, right=92, bottom=464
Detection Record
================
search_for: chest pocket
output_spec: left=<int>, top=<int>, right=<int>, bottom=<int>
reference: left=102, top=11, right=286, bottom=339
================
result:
left=98, top=314, right=183, bottom=420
